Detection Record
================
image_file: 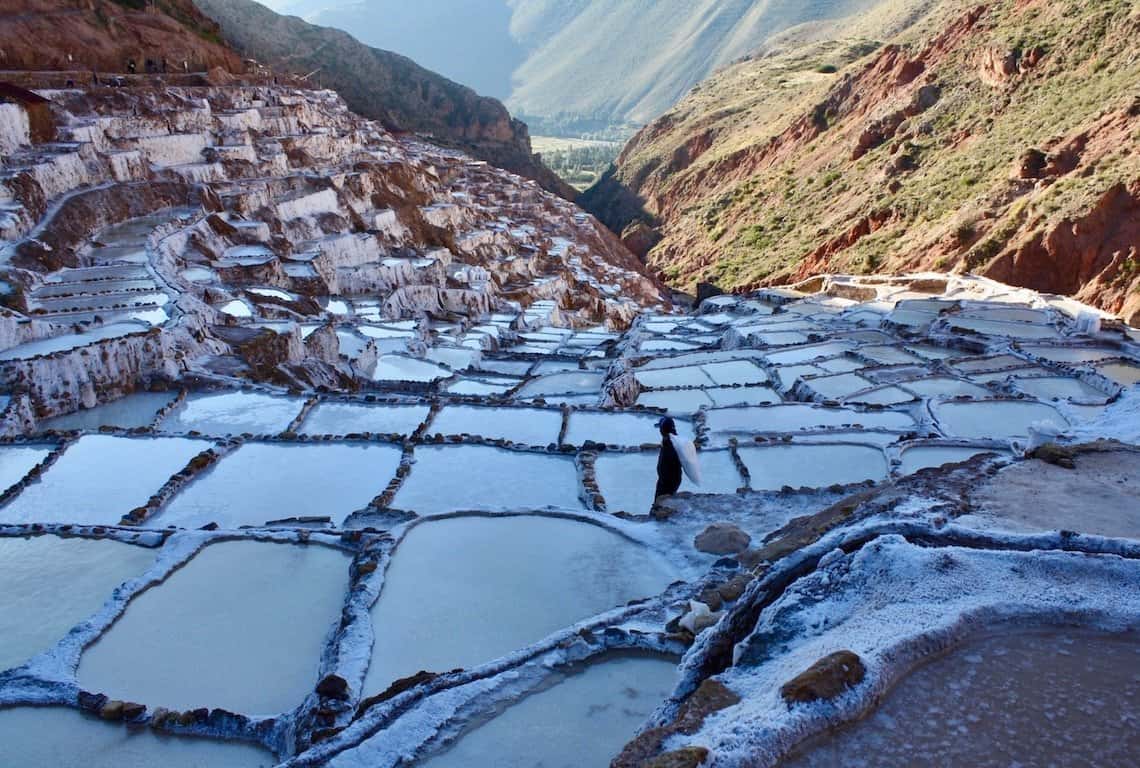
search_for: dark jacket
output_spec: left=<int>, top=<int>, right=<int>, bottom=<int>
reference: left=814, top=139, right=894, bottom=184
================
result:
left=656, top=435, right=683, bottom=498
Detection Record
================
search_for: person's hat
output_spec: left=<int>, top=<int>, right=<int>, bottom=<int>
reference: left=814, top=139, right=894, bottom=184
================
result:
left=655, top=416, right=676, bottom=430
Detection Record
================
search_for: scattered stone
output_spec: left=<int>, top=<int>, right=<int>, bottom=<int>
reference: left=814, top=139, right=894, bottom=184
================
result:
left=694, top=522, right=751, bottom=554
left=780, top=650, right=866, bottom=704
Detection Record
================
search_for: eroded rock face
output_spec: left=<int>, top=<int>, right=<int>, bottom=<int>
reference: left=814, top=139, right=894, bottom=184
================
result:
left=780, top=650, right=867, bottom=704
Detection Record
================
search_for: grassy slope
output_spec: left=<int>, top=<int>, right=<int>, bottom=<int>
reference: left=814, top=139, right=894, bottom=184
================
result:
left=592, top=0, right=1140, bottom=318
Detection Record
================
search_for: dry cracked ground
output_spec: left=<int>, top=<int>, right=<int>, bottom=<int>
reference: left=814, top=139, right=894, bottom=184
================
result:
left=0, top=80, right=1138, bottom=768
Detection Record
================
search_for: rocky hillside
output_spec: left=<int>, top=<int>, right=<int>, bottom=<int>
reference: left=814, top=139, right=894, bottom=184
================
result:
left=0, top=0, right=241, bottom=74
left=193, top=0, right=576, bottom=200
left=583, top=0, right=1140, bottom=323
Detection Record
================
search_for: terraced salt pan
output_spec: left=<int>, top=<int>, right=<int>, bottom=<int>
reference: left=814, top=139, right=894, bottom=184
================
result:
left=412, top=654, right=677, bottom=768
left=514, top=371, right=603, bottom=398
left=0, top=707, right=273, bottom=768
left=897, top=445, right=1002, bottom=476
left=445, top=377, right=521, bottom=396
left=947, top=317, right=1062, bottom=339
left=300, top=402, right=430, bottom=436
left=738, top=443, right=888, bottom=490
left=701, top=360, right=768, bottom=386
left=637, top=389, right=715, bottom=414
left=1012, top=376, right=1109, bottom=402
left=931, top=400, right=1069, bottom=440
left=393, top=445, right=583, bottom=515
left=0, top=445, right=52, bottom=494
left=1019, top=345, right=1120, bottom=364
left=565, top=411, right=690, bottom=447
left=0, top=436, right=206, bottom=525
left=897, top=377, right=991, bottom=400
left=704, top=405, right=916, bottom=444
left=1095, top=361, right=1140, bottom=387
left=161, top=391, right=304, bottom=436
left=363, top=517, right=676, bottom=694
left=634, top=349, right=767, bottom=371
left=372, top=355, right=452, bottom=382
left=0, top=535, right=155, bottom=671
left=79, top=541, right=350, bottom=714
left=784, top=632, right=1140, bottom=768
left=157, top=443, right=401, bottom=528
left=430, top=405, right=562, bottom=446
left=595, top=450, right=743, bottom=513
left=0, top=322, right=148, bottom=362
left=763, top=342, right=854, bottom=366
left=40, top=391, right=177, bottom=432
left=845, top=386, right=915, bottom=406
left=635, top=365, right=714, bottom=389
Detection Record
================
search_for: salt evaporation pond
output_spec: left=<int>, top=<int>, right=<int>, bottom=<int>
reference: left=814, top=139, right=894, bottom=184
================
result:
left=565, top=411, right=689, bottom=447
left=0, top=535, right=155, bottom=671
left=783, top=631, right=1140, bottom=768
left=514, top=371, right=603, bottom=398
left=411, top=654, right=678, bottom=768
left=0, top=436, right=206, bottom=525
left=363, top=517, right=677, bottom=694
left=39, top=391, right=177, bottom=432
left=738, top=443, right=888, bottom=489
left=79, top=541, right=350, bottom=714
left=931, top=400, right=1069, bottom=440
left=393, top=445, right=584, bottom=515
left=595, top=450, right=743, bottom=513
left=372, top=355, right=451, bottom=382
left=637, top=388, right=715, bottom=413
left=0, top=445, right=52, bottom=495
left=299, top=402, right=430, bottom=436
left=0, top=707, right=273, bottom=768
left=157, top=442, right=401, bottom=528
left=429, top=405, right=562, bottom=446
left=704, top=405, right=916, bottom=443
left=161, top=391, right=305, bottom=435
left=897, top=445, right=999, bottom=476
